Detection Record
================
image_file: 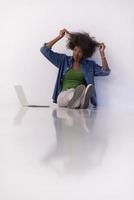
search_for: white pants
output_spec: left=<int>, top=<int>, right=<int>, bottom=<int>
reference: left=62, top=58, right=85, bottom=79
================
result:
left=57, top=88, right=76, bottom=107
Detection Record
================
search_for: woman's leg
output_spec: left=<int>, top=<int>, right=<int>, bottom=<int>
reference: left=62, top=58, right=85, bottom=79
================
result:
left=80, top=84, right=94, bottom=109
left=67, top=85, right=86, bottom=109
left=57, top=84, right=86, bottom=109
left=57, top=88, right=75, bottom=107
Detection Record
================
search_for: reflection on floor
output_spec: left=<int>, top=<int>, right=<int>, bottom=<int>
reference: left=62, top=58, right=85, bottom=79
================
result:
left=0, top=105, right=134, bottom=200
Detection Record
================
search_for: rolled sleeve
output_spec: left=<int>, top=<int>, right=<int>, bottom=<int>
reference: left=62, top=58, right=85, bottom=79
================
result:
left=40, top=43, right=66, bottom=68
left=92, top=60, right=111, bottom=76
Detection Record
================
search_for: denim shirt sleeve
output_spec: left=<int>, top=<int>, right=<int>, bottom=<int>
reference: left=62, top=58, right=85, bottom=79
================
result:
left=92, top=60, right=111, bottom=76
left=40, top=43, right=66, bottom=68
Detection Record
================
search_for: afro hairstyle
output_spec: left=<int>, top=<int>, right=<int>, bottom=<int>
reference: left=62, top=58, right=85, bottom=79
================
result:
left=66, top=31, right=100, bottom=58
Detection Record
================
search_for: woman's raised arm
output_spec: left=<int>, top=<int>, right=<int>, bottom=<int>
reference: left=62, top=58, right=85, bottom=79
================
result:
left=45, top=28, right=70, bottom=49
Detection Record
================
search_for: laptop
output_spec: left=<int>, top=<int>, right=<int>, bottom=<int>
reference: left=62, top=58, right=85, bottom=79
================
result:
left=14, top=85, right=50, bottom=107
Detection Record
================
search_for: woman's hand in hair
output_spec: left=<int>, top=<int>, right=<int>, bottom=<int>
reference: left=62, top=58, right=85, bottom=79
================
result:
left=97, top=43, right=106, bottom=54
left=58, top=28, right=70, bottom=39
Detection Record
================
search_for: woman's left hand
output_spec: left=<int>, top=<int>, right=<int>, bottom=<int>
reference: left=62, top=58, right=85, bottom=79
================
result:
left=98, top=43, right=106, bottom=54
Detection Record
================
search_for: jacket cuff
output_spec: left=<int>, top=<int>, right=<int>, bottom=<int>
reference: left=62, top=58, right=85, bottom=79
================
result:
left=43, top=42, right=52, bottom=49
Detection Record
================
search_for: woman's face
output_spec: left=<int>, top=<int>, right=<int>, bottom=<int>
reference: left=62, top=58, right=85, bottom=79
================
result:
left=73, top=46, right=83, bottom=62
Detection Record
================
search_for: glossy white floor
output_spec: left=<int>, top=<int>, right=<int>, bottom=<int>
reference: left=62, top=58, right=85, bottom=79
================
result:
left=0, top=104, right=134, bottom=200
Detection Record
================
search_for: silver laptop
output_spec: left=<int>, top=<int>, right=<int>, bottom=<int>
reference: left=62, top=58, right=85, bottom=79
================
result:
left=14, top=85, right=50, bottom=107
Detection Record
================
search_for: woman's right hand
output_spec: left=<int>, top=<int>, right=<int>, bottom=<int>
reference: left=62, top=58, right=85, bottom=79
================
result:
left=58, top=28, right=70, bottom=39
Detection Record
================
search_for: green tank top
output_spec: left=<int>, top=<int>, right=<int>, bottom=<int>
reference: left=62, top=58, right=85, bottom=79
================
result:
left=61, top=67, right=87, bottom=91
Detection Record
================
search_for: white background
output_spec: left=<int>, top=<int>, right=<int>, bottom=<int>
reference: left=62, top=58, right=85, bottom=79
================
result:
left=0, top=0, right=134, bottom=109
left=1, top=1, right=134, bottom=200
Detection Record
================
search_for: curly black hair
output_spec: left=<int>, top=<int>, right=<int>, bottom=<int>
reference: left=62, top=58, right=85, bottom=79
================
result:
left=66, top=31, right=100, bottom=58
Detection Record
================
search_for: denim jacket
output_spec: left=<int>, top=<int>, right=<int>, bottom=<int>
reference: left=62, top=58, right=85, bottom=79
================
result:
left=40, top=43, right=111, bottom=107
